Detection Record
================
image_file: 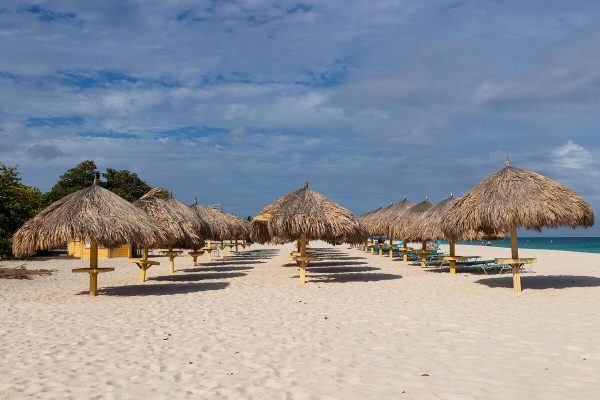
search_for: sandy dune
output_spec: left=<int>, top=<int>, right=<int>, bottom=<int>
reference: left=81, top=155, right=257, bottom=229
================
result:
left=1, top=242, right=599, bottom=399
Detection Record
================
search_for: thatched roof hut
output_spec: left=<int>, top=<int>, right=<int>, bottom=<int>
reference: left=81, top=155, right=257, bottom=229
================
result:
left=12, top=183, right=171, bottom=256
left=441, top=156, right=594, bottom=238
left=373, top=197, right=416, bottom=236
left=441, top=156, right=594, bottom=292
left=134, top=188, right=207, bottom=248
left=389, top=198, right=433, bottom=240
left=251, top=182, right=367, bottom=245
left=190, top=203, right=249, bottom=241
left=411, top=195, right=503, bottom=242
left=357, top=206, right=382, bottom=236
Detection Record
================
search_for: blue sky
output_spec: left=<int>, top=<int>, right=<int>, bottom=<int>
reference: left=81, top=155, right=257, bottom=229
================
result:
left=1, top=0, right=599, bottom=236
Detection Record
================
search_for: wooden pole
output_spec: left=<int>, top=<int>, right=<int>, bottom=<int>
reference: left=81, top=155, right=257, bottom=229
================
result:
left=371, top=236, right=375, bottom=254
left=139, top=246, right=149, bottom=283
left=169, top=246, right=175, bottom=273
left=449, top=239, right=456, bottom=275
left=235, top=239, right=239, bottom=252
left=420, top=241, right=427, bottom=268
left=299, top=233, right=307, bottom=285
left=511, top=226, right=521, bottom=293
left=402, top=240, right=408, bottom=263
left=207, top=240, right=212, bottom=262
left=388, top=229, right=393, bottom=258
left=378, top=234, right=383, bottom=256
left=89, top=240, right=98, bottom=296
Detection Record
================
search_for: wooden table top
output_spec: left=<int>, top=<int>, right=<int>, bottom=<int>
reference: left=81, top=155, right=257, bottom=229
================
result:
left=495, top=258, right=537, bottom=264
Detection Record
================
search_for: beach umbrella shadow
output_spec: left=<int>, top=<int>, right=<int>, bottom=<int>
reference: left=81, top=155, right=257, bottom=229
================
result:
left=475, top=275, right=600, bottom=290
left=304, top=273, right=402, bottom=283
left=149, top=272, right=247, bottom=282
left=306, top=266, right=381, bottom=273
left=180, top=266, right=253, bottom=273
left=83, top=282, right=230, bottom=296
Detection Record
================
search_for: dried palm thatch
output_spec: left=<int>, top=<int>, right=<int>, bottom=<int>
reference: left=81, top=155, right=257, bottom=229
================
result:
left=389, top=198, right=434, bottom=240
left=442, top=156, right=594, bottom=292
left=358, top=205, right=388, bottom=236
left=12, top=183, right=172, bottom=256
left=372, top=197, right=416, bottom=235
left=441, top=156, right=594, bottom=239
left=190, top=203, right=249, bottom=240
left=135, top=188, right=206, bottom=248
left=410, top=195, right=505, bottom=242
left=251, top=182, right=367, bottom=244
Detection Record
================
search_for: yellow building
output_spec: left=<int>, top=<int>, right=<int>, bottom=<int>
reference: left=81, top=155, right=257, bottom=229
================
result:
left=67, top=239, right=133, bottom=259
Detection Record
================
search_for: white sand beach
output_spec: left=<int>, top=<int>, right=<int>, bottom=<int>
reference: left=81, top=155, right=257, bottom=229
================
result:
left=1, top=243, right=600, bottom=400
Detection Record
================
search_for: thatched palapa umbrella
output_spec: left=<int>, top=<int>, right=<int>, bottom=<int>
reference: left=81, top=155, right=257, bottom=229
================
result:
left=374, top=198, right=416, bottom=258
left=251, top=182, right=367, bottom=284
left=135, top=188, right=209, bottom=275
left=190, top=201, right=250, bottom=261
left=411, top=194, right=503, bottom=274
left=390, top=198, right=433, bottom=266
left=442, top=155, right=594, bottom=292
left=12, top=177, right=172, bottom=296
left=357, top=206, right=382, bottom=252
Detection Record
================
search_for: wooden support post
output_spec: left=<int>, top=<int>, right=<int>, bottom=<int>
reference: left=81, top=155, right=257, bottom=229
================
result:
left=449, top=239, right=456, bottom=275
left=513, top=265, right=522, bottom=292
left=168, top=246, right=176, bottom=273
left=511, top=226, right=521, bottom=293
left=371, top=238, right=375, bottom=255
left=389, top=231, right=394, bottom=258
left=378, top=238, right=383, bottom=256
left=299, top=233, right=307, bottom=285
left=235, top=239, right=239, bottom=252
left=420, top=241, right=427, bottom=268
left=207, top=240, right=213, bottom=262
left=89, top=240, right=99, bottom=296
left=402, top=240, right=408, bottom=263
left=139, top=246, right=149, bottom=283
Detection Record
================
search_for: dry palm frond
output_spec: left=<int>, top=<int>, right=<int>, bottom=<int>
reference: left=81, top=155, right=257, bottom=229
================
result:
left=389, top=198, right=433, bottom=239
left=13, top=184, right=172, bottom=256
left=251, top=183, right=367, bottom=244
left=410, top=195, right=504, bottom=242
left=135, top=187, right=206, bottom=248
left=372, top=198, right=416, bottom=235
left=442, top=156, right=594, bottom=239
left=190, top=204, right=248, bottom=240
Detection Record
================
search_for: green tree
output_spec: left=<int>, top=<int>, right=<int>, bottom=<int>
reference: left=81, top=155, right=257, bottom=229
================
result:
left=46, top=160, right=97, bottom=203
left=102, top=168, right=152, bottom=202
left=0, top=163, right=45, bottom=258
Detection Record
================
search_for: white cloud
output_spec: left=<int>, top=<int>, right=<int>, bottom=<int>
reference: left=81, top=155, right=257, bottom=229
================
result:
left=553, top=140, right=594, bottom=170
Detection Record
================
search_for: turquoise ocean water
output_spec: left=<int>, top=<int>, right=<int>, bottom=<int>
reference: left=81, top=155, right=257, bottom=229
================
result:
left=456, top=237, right=600, bottom=254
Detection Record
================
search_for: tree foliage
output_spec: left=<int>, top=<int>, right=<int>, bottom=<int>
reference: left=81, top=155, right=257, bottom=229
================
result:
left=0, top=163, right=45, bottom=258
left=46, top=160, right=97, bottom=203
left=102, top=168, right=152, bottom=202
left=46, top=160, right=152, bottom=203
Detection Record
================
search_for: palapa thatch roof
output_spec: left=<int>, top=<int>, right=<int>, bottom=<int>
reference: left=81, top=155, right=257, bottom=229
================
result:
left=410, top=195, right=504, bottom=242
left=372, top=197, right=416, bottom=235
left=442, top=156, right=594, bottom=239
left=190, top=203, right=249, bottom=241
left=389, top=198, right=433, bottom=240
left=251, top=182, right=367, bottom=244
left=12, top=183, right=172, bottom=256
left=135, top=187, right=207, bottom=248
left=358, top=205, right=387, bottom=236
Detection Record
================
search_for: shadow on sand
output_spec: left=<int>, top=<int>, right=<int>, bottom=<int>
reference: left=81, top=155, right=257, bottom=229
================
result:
left=306, top=273, right=402, bottom=283
left=306, top=266, right=380, bottom=273
left=150, top=272, right=247, bottom=282
left=82, top=282, right=230, bottom=296
left=180, top=266, right=253, bottom=273
left=475, top=275, right=600, bottom=290
left=198, top=260, right=266, bottom=266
